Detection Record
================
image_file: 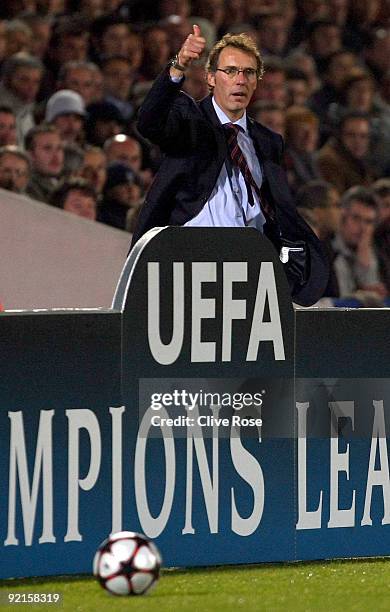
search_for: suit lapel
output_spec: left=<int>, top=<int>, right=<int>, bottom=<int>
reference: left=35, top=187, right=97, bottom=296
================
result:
left=198, top=95, right=228, bottom=161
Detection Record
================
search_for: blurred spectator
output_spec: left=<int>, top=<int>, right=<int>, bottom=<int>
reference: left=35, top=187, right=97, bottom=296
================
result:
left=346, top=2, right=384, bottom=52
left=250, top=100, right=285, bottom=136
left=0, top=106, right=17, bottom=146
left=309, top=49, right=358, bottom=121
left=290, top=0, right=329, bottom=47
left=0, top=20, right=7, bottom=67
left=90, top=15, right=134, bottom=62
left=223, top=0, right=248, bottom=29
left=138, top=25, right=171, bottom=82
left=286, top=68, right=311, bottom=106
left=191, top=0, right=225, bottom=40
left=374, top=217, right=390, bottom=295
left=328, top=0, right=349, bottom=28
left=328, top=185, right=387, bottom=304
left=327, top=67, right=390, bottom=174
left=159, top=15, right=192, bottom=56
left=362, top=27, right=390, bottom=85
left=104, top=133, right=153, bottom=188
left=304, top=19, right=343, bottom=75
left=42, top=15, right=90, bottom=98
left=20, top=13, right=52, bottom=60
left=181, top=62, right=208, bottom=100
left=62, top=142, right=85, bottom=180
left=159, top=0, right=191, bottom=19
left=25, top=123, right=63, bottom=203
left=256, top=12, right=290, bottom=57
left=372, top=178, right=390, bottom=222
left=296, top=179, right=341, bottom=241
left=317, top=112, right=375, bottom=194
left=50, top=177, right=97, bottom=220
left=4, top=19, right=32, bottom=58
left=0, top=145, right=30, bottom=193
left=100, top=161, right=143, bottom=231
left=36, top=0, right=65, bottom=16
left=45, top=89, right=86, bottom=144
left=285, top=49, right=320, bottom=95
left=253, top=57, right=287, bottom=106
left=0, top=52, right=43, bottom=141
left=101, top=55, right=135, bottom=121
left=57, top=61, right=102, bottom=106
left=85, top=101, right=125, bottom=146
left=284, top=106, right=320, bottom=196
left=81, top=145, right=107, bottom=200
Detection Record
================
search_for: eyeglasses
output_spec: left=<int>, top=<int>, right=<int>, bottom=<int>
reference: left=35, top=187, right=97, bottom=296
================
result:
left=216, top=67, right=258, bottom=80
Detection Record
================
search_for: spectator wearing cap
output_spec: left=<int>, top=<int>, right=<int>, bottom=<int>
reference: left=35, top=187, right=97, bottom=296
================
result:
left=85, top=101, right=125, bottom=147
left=50, top=177, right=97, bottom=221
left=0, top=52, right=44, bottom=141
left=0, top=145, right=31, bottom=193
left=45, top=89, right=86, bottom=145
left=25, top=123, right=64, bottom=203
left=99, top=161, right=143, bottom=232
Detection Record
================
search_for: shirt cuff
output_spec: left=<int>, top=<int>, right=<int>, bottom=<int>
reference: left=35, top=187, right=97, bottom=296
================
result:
left=170, top=74, right=184, bottom=83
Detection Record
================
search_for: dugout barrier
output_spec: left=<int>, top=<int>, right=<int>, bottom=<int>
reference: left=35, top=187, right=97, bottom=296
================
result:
left=1, top=226, right=390, bottom=579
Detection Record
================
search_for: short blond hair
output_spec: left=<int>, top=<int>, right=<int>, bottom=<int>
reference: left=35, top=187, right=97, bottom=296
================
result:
left=206, top=33, right=264, bottom=80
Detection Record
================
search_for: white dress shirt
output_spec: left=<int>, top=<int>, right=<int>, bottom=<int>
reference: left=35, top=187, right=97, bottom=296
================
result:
left=184, top=98, right=266, bottom=231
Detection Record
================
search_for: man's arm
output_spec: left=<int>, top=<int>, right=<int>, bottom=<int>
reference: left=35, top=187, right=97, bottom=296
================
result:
left=137, top=25, right=206, bottom=146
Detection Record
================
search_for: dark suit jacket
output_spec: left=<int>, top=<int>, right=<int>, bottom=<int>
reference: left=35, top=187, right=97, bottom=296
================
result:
left=132, top=67, right=329, bottom=306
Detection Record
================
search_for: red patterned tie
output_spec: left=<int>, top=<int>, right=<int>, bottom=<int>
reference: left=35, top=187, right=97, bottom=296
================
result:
left=223, top=122, right=274, bottom=220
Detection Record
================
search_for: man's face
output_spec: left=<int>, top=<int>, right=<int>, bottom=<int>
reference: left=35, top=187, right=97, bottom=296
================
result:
left=0, top=112, right=17, bottom=146
left=340, top=118, right=370, bottom=159
left=30, top=132, right=64, bottom=176
left=207, top=47, right=258, bottom=120
left=340, top=200, right=376, bottom=248
left=257, top=109, right=285, bottom=136
left=377, top=194, right=390, bottom=222
left=102, top=24, right=130, bottom=57
left=105, top=139, right=142, bottom=171
left=289, top=121, right=318, bottom=153
left=64, top=67, right=98, bottom=105
left=56, top=34, right=89, bottom=63
left=259, top=16, right=288, bottom=54
left=82, top=149, right=107, bottom=194
left=63, top=189, right=96, bottom=220
left=256, top=70, right=286, bottom=104
left=53, top=113, right=84, bottom=143
left=0, top=153, right=30, bottom=192
left=317, top=187, right=341, bottom=235
left=102, top=59, right=133, bottom=101
left=9, top=67, right=42, bottom=103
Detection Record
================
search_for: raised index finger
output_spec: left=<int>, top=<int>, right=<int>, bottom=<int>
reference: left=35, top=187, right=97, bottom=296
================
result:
left=193, top=24, right=201, bottom=37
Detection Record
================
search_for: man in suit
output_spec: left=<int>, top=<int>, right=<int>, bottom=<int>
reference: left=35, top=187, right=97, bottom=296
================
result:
left=132, top=27, right=328, bottom=306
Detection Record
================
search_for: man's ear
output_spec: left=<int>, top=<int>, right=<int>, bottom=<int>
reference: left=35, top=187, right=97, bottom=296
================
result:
left=207, top=71, right=216, bottom=89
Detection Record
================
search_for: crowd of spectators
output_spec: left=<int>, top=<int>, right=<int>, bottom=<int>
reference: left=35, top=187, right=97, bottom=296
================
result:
left=1, top=0, right=390, bottom=307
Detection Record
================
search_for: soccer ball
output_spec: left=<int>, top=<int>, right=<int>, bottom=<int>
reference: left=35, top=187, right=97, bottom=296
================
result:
left=93, top=531, right=162, bottom=596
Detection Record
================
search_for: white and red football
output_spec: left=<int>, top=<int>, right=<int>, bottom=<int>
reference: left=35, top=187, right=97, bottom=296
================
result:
left=93, top=531, right=162, bottom=596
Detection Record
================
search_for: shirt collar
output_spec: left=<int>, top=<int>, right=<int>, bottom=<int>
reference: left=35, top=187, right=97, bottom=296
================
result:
left=212, top=97, right=248, bottom=133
